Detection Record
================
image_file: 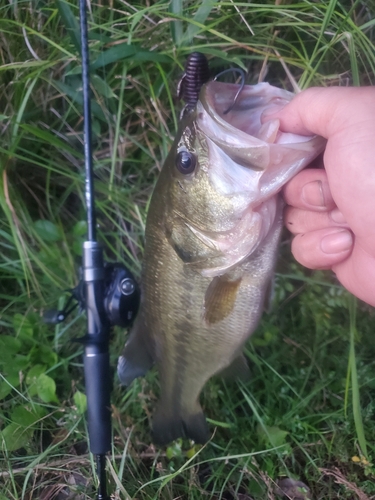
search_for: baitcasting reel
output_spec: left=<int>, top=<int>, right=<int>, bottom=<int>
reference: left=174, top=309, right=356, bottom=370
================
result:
left=44, top=262, right=140, bottom=329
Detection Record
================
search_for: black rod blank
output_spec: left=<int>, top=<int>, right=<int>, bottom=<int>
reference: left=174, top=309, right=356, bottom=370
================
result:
left=79, top=0, right=96, bottom=242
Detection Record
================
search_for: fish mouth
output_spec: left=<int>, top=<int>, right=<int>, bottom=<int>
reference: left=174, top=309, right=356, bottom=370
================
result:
left=195, top=80, right=326, bottom=197
left=199, top=80, right=313, bottom=146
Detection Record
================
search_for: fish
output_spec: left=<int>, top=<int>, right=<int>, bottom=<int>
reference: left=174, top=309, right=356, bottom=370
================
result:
left=117, top=80, right=326, bottom=446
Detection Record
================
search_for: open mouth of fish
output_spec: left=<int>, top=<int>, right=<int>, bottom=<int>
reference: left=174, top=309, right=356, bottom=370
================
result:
left=200, top=80, right=312, bottom=146
left=196, top=80, right=325, bottom=199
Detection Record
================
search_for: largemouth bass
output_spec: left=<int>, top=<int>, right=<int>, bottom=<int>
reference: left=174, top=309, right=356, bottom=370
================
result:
left=118, top=80, right=325, bottom=445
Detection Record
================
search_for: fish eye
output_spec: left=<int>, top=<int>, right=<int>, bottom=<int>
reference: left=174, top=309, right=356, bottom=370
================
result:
left=175, top=150, right=196, bottom=174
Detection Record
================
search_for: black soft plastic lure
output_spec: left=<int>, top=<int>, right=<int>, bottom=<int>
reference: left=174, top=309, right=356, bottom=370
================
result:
left=177, top=52, right=210, bottom=112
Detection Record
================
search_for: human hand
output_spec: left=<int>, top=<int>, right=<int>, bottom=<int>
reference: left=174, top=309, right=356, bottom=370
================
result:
left=275, top=87, right=375, bottom=306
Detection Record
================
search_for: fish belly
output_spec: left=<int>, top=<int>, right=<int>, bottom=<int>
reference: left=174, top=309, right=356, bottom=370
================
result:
left=121, top=203, right=283, bottom=445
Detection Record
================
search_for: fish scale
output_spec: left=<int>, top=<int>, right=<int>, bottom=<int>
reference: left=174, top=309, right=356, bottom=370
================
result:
left=118, top=79, right=326, bottom=445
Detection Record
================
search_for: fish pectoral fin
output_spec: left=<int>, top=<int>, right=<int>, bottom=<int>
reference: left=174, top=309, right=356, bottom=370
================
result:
left=218, top=354, right=251, bottom=382
left=204, top=275, right=242, bottom=324
left=152, top=402, right=210, bottom=446
left=117, top=317, right=154, bottom=386
left=167, top=219, right=222, bottom=265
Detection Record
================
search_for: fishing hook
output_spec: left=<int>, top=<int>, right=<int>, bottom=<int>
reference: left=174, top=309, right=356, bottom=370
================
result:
left=214, top=68, right=246, bottom=114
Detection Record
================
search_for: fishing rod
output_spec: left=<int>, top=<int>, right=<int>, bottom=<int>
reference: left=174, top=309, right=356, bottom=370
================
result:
left=45, top=1, right=140, bottom=498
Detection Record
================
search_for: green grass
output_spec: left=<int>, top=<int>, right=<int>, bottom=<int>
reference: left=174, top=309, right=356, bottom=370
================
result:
left=1, top=0, right=375, bottom=498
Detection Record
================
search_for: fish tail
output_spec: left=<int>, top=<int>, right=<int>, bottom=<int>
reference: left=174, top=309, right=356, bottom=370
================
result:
left=152, top=402, right=210, bottom=446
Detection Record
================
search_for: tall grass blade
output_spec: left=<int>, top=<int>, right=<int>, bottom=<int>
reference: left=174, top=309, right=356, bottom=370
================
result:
left=184, top=0, right=216, bottom=45
left=346, top=32, right=360, bottom=86
left=91, top=44, right=170, bottom=70
left=169, top=0, right=184, bottom=46
left=55, top=0, right=81, bottom=53
left=348, top=294, right=368, bottom=457
left=10, top=78, right=38, bottom=153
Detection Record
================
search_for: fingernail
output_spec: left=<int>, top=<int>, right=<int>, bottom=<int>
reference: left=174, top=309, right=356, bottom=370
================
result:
left=330, top=208, right=347, bottom=224
left=321, top=230, right=353, bottom=254
left=302, top=180, right=325, bottom=207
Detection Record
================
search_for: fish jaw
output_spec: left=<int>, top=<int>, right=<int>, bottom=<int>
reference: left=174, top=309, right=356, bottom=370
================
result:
left=198, top=80, right=326, bottom=201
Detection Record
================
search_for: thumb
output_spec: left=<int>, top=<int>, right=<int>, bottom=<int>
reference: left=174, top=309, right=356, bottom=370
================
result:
left=274, top=86, right=375, bottom=138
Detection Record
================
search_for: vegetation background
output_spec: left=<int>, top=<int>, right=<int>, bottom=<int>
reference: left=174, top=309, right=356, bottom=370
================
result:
left=1, top=0, right=375, bottom=498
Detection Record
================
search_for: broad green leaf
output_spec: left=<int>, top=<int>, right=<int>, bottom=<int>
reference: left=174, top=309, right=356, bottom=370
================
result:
left=13, top=313, right=34, bottom=339
left=72, top=220, right=87, bottom=237
left=0, top=335, right=21, bottom=357
left=91, top=44, right=138, bottom=69
left=35, top=345, right=58, bottom=367
left=33, top=220, right=62, bottom=242
left=92, top=75, right=116, bottom=99
left=0, top=366, right=22, bottom=400
left=27, top=364, right=47, bottom=397
left=2, top=355, right=29, bottom=375
left=91, top=44, right=169, bottom=70
left=131, top=51, right=170, bottom=63
left=36, top=374, right=58, bottom=403
left=73, top=391, right=87, bottom=414
left=257, top=424, right=289, bottom=448
left=0, top=423, right=33, bottom=451
left=11, top=405, right=46, bottom=427
left=26, top=364, right=47, bottom=385
left=0, top=381, right=13, bottom=400
left=0, top=373, right=20, bottom=390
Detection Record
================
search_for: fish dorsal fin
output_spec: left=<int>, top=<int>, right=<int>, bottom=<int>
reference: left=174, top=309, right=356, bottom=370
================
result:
left=204, top=275, right=241, bottom=325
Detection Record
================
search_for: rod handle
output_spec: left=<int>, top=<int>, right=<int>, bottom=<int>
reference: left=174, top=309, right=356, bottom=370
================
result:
left=84, top=350, right=112, bottom=455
